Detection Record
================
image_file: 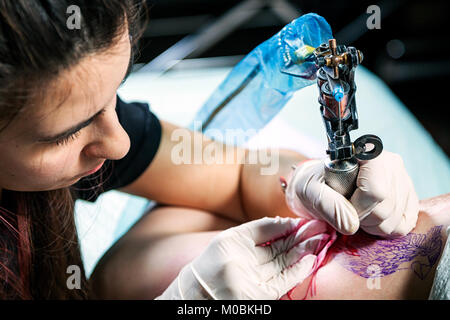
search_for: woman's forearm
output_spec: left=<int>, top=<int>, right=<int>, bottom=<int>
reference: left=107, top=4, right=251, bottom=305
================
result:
left=239, top=148, right=307, bottom=221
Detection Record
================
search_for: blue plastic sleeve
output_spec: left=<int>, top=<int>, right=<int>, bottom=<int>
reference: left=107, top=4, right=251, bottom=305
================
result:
left=189, top=13, right=333, bottom=144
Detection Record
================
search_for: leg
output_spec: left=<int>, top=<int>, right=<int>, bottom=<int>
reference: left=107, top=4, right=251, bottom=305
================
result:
left=90, top=194, right=449, bottom=300
left=89, top=206, right=237, bottom=299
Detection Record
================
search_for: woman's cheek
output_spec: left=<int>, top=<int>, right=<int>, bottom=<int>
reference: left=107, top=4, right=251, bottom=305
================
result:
left=28, top=147, right=79, bottom=184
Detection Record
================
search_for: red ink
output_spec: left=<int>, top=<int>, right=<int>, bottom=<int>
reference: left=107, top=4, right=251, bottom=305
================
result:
left=266, top=220, right=380, bottom=300
left=299, top=228, right=337, bottom=300
left=257, top=219, right=310, bottom=247
left=285, top=229, right=378, bottom=300
left=338, top=235, right=360, bottom=256
left=287, top=286, right=296, bottom=300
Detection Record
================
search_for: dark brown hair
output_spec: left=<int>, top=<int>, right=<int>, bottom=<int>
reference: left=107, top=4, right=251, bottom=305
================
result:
left=0, top=0, right=147, bottom=299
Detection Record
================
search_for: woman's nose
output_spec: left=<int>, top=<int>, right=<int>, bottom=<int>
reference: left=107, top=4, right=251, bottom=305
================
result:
left=82, top=118, right=131, bottom=160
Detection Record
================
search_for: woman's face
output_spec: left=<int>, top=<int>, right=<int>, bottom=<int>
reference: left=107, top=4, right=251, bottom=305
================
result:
left=0, top=31, right=132, bottom=192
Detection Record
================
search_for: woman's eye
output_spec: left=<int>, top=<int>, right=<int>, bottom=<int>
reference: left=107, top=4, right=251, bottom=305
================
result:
left=54, top=130, right=81, bottom=146
left=51, top=107, right=106, bottom=146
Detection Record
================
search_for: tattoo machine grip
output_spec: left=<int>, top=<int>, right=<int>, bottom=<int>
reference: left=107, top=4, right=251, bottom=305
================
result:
left=323, top=134, right=383, bottom=198
left=324, top=158, right=359, bottom=199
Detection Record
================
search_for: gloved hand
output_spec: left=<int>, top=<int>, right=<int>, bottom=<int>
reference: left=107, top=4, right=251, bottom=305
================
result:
left=155, top=216, right=330, bottom=300
left=285, top=151, right=419, bottom=237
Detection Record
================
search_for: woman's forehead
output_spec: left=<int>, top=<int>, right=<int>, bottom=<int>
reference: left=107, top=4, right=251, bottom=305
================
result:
left=13, top=34, right=132, bottom=138
left=38, top=36, right=131, bottom=117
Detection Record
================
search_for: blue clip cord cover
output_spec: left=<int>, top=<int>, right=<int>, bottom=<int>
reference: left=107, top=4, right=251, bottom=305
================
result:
left=190, top=13, right=333, bottom=144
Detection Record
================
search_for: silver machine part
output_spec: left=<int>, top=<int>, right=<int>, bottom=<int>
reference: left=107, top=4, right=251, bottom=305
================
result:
left=324, top=157, right=359, bottom=199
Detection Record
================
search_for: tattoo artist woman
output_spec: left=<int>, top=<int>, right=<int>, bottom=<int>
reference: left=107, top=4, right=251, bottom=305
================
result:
left=0, top=0, right=419, bottom=300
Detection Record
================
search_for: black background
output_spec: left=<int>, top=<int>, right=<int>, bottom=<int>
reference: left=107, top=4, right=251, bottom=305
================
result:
left=135, top=0, right=450, bottom=156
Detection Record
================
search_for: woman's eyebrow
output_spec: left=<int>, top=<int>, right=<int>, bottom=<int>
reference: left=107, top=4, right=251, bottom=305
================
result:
left=36, top=107, right=106, bottom=142
left=37, top=50, right=133, bottom=143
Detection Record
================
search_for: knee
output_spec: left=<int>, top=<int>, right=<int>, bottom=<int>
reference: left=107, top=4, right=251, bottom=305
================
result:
left=89, top=238, right=164, bottom=299
left=88, top=240, right=128, bottom=299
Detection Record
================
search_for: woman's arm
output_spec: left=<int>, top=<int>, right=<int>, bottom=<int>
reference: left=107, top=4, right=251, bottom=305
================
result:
left=282, top=194, right=450, bottom=300
left=119, top=120, right=306, bottom=223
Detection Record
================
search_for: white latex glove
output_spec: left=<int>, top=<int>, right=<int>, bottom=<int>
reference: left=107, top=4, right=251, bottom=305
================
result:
left=155, top=216, right=330, bottom=300
left=350, top=151, right=419, bottom=237
left=285, top=151, right=419, bottom=237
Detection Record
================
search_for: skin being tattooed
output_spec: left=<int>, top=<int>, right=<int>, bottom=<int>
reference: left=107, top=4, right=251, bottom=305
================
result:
left=279, top=201, right=449, bottom=300
left=89, top=193, right=448, bottom=299
left=333, top=226, right=443, bottom=280
left=282, top=226, right=444, bottom=300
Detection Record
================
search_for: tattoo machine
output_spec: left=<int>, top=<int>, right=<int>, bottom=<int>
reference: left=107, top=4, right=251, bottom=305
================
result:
left=313, top=38, right=383, bottom=198
left=189, top=14, right=382, bottom=198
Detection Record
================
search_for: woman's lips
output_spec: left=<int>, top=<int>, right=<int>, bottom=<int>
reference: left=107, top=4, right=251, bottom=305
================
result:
left=81, top=161, right=105, bottom=177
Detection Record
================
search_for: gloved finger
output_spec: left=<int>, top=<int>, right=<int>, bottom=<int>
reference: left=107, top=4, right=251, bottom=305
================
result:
left=390, top=190, right=419, bottom=237
left=356, top=166, right=404, bottom=226
left=257, top=233, right=328, bottom=282
left=350, top=155, right=395, bottom=220
left=285, top=160, right=322, bottom=220
left=359, top=198, right=395, bottom=227
left=254, top=219, right=328, bottom=265
left=239, top=216, right=305, bottom=247
left=361, top=197, right=404, bottom=236
left=267, top=220, right=329, bottom=257
left=296, top=165, right=360, bottom=235
left=327, top=194, right=360, bottom=235
left=265, top=254, right=317, bottom=299
left=351, top=187, right=388, bottom=222
left=352, top=152, right=407, bottom=218
left=313, top=184, right=360, bottom=235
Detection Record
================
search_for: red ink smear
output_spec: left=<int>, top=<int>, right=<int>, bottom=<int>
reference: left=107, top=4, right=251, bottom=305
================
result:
left=338, top=235, right=360, bottom=257
left=262, top=219, right=379, bottom=300
left=257, top=219, right=334, bottom=300
left=287, top=286, right=296, bottom=300
left=258, top=219, right=310, bottom=247
left=285, top=230, right=381, bottom=300
left=299, top=227, right=337, bottom=300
